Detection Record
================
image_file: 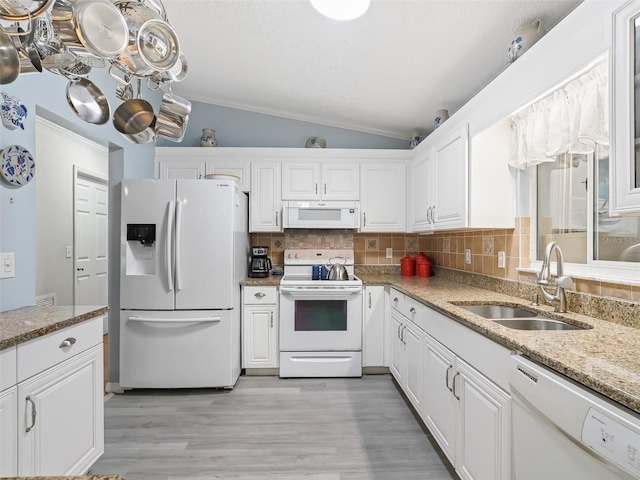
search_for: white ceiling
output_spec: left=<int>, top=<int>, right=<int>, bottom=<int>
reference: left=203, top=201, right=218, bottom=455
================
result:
left=163, top=0, right=582, bottom=140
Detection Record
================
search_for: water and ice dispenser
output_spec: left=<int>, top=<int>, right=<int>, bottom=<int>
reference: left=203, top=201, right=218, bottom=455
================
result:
left=125, top=224, right=157, bottom=276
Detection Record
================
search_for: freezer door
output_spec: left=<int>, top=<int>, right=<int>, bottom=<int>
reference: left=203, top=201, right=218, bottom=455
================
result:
left=120, top=179, right=176, bottom=310
left=175, top=180, right=237, bottom=309
left=119, top=310, right=239, bottom=388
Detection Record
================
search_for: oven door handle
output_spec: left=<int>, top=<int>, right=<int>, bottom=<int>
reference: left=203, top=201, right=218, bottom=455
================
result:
left=279, top=286, right=362, bottom=298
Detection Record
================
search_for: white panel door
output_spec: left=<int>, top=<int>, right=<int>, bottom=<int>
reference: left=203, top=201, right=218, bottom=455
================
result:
left=175, top=180, right=234, bottom=309
left=433, top=125, right=468, bottom=229
left=404, top=321, right=423, bottom=411
left=74, top=170, right=108, bottom=308
left=282, top=162, right=321, bottom=200
left=363, top=286, right=385, bottom=367
left=243, top=305, right=278, bottom=368
left=361, top=162, right=406, bottom=232
left=410, top=153, right=433, bottom=232
left=423, top=335, right=456, bottom=463
left=0, top=386, right=17, bottom=477
left=120, top=179, right=176, bottom=310
left=158, top=159, right=204, bottom=179
left=250, top=162, right=282, bottom=232
left=456, top=360, right=511, bottom=480
left=322, top=162, right=360, bottom=200
left=389, top=311, right=404, bottom=384
left=18, top=346, right=103, bottom=476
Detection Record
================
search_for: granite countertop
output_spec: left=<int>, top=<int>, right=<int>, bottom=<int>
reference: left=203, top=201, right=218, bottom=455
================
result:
left=242, top=275, right=282, bottom=286
left=360, top=273, right=640, bottom=414
left=0, top=476, right=124, bottom=480
left=0, top=305, right=109, bottom=351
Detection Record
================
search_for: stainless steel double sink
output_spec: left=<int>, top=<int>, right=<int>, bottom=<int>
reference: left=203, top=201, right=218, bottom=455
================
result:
left=456, top=304, right=588, bottom=331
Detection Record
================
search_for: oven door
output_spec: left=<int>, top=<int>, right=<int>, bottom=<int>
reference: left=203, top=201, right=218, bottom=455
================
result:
left=279, top=286, right=362, bottom=351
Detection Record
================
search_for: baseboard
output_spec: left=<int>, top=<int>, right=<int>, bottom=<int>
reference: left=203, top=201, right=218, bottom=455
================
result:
left=106, top=382, right=124, bottom=394
left=243, top=368, right=280, bottom=376
left=363, top=366, right=390, bottom=375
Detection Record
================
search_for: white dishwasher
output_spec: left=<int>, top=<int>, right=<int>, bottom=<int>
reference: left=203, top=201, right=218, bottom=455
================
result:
left=510, top=355, right=640, bottom=479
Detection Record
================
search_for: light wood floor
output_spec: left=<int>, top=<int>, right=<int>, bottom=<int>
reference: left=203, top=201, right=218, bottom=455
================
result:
left=89, top=375, right=458, bottom=480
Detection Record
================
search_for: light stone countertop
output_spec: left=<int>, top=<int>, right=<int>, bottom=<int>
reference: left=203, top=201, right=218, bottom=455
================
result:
left=0, top=305, right=109, bottom=351
left=0, top=476, right=124, bottom=480
left=360, top=273, right=640, bottom=415
left=242, top=275, right=282, bottom=286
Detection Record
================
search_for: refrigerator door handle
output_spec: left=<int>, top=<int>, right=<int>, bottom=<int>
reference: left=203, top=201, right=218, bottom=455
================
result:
left=127, top=316, right=222, bottom=324
left=166, top=201, right=175, bottom=292
left=175, top=199, right=183, bottom=292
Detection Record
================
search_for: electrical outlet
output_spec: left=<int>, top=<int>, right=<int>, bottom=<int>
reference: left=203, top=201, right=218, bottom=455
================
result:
left=464, top=249, right=471, bottom=264
left=386, top=247, right=393, bottom=259
left=0, top=252, right=15, bottom=279
left=498, top=251, right=506, bottom=269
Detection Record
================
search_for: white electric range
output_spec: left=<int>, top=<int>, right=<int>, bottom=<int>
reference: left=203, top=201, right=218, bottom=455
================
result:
left=279, top=249, right=363, bottom=378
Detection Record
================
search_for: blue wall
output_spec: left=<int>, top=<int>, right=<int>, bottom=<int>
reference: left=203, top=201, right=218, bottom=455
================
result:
left=157, top=101, right=408, bottom=149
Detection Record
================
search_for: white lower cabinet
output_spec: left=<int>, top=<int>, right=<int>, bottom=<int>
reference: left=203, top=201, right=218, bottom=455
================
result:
left=242, top=286, right=279, bottom=369
left=389, top=298, right=423, bottom=412
left=0, top=386, right=17, bottom=476
left=363, top=286, right=385, bottom=367
left=388, top=288, right=511, bottom=480
left=422, top=332, right=510, bottom=480
left=2, top=316, right=105, bottom=477
left=423, top=335, right=456, bottom=461
left=18, top=345, right=103, bottom=476
left=455, top=359, right=510, bottom=480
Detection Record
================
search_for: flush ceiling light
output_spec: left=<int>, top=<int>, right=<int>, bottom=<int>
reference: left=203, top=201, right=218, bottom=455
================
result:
left=310, top=0, right=371, bottom=20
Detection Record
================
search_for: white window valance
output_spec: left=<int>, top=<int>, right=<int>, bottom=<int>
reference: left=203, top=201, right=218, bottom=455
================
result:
left=509, top=61, right=609, bottom=170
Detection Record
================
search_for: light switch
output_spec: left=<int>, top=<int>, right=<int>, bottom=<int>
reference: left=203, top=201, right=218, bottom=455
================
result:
left=66, top=246, right=72, bottom=259
left=0, top=252, right=15, bottom=279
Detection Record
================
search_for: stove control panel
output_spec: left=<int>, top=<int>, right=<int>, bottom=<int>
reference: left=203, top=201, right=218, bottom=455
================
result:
left=284, top=249, right=354, bottom=265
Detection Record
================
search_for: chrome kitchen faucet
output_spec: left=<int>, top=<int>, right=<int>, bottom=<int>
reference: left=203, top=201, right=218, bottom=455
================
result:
left=537, top=241, right=575, bottom=313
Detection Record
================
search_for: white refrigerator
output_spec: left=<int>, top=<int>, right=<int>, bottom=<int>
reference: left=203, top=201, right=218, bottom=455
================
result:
left=119, top=178, right=248, bottom=389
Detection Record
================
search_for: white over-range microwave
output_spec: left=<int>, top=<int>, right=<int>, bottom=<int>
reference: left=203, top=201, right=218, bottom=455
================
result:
left=282, top=201, right=360, bottom=229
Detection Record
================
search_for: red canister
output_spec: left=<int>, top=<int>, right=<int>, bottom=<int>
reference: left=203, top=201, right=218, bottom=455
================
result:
left=400, top=255, right=416, bottom=276
left=416, top=255, right=431, bottom=277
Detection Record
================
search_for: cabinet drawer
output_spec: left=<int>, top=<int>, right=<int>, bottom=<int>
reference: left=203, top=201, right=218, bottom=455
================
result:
left=389, top=289, right=404, bottom=313
left=243, top=286, right=278, bottom=305
left=0, top=347, right=16, bottom=391
left=17, top=317, right=103, bottom=383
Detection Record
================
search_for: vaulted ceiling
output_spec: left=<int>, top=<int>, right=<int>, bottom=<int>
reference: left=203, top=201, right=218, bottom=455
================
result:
left=164, top=0, right=582, bottom=139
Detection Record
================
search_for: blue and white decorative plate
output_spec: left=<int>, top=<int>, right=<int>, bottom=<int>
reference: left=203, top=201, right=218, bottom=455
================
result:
left=1, top=92, right=28, bottom=131
left=1, top=145, right=35, bottom=186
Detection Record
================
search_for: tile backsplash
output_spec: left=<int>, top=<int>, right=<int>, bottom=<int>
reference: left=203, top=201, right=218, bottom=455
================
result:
left=250, top=219, right=640, bottom=302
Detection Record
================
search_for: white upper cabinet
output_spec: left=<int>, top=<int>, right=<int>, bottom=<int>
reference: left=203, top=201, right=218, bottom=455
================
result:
left=360, top=162, right=406, bottom=232
left=155, top=148, right=251, bottom=191
left=250, top=162, right=282, bottom=232
left=612, top=0, right=640, bottom=214
left=410, top=150, right=434, bottom=233
left=157, top=158, right=205, bottom=180
left=282, top=162, right=359, bottom=200
left=432, top=125, right=468, bottom=230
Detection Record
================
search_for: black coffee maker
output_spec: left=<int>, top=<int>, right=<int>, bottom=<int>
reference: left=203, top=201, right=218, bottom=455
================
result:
left=248, top=246, right=272, bottom=278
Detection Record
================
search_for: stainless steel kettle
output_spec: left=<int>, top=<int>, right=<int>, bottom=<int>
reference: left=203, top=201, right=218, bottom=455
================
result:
left=326, top=257, right=349, bottom=280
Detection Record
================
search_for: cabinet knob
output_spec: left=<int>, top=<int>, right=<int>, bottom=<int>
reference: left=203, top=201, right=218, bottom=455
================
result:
left=76, top=268, right=84, bottom=272
left=409, top=307, right=416, bottom=314
left=59, top=337, right=77, bottom=349
left=452, top=372, right=461, bottom=400
left=255, top=292, right=266, bottom=298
